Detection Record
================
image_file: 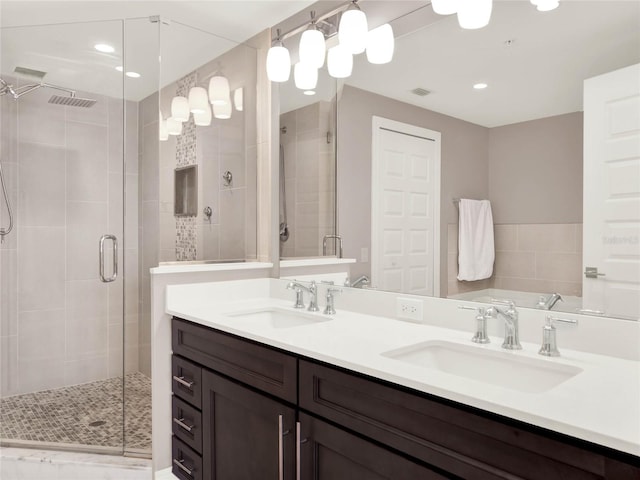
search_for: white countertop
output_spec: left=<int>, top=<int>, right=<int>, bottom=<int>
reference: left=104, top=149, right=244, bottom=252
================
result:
left=279, top=257, right=356, bottom=267
left=166, top=293, right=640, bottom=457
left=151, top=261, right=272, bottom=275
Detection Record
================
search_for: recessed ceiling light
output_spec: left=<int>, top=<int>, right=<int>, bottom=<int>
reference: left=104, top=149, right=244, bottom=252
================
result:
left=303, top=90, right=316, bottom=96
left=94, top=43, right=115, bottom=53
left=115, top=66, right=124, bottom=72
left=126, top=71, right=141, bottom=78
left=473, top=83, right=488, bottom=90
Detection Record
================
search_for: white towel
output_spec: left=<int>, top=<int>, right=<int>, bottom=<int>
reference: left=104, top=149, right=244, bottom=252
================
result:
left=457, top=199, right=495, bottom=281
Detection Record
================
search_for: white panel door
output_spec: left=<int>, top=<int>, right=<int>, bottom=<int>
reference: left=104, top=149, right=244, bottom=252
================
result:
left=372, top=117, right=440, bottom=296
left=583, top=63, right=640, bottom=319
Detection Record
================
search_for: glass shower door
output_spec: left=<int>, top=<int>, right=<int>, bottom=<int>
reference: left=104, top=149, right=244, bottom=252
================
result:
left=0, top=19, right=127, bottom=453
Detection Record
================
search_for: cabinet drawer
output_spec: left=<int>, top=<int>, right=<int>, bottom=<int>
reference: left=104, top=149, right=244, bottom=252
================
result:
left=172, top=317, right=297, bottom=403
left=172, top=355, right=202, bottom=409
left=299, top=360, right=636, bottom=480
left=172, top=436, right=203, bottom=480
left=172, top=396, right=203, bottom=454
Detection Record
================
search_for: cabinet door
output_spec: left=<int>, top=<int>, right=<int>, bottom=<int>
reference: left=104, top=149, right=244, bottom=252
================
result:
left=202, top=369, right=296, bottom=480
left=298, top=413, right=448, bottom=480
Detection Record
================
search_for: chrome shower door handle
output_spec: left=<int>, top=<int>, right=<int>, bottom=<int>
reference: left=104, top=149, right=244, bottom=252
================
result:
left=99, top=234, right=118, bottom=283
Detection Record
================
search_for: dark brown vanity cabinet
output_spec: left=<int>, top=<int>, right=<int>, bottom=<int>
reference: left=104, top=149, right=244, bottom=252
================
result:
left=172, top=317, right=640, bottom=480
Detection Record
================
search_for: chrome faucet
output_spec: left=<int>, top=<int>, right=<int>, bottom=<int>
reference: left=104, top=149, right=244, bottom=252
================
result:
left=536, top=293, right=563, bottom=310
left=344, top=275, right=370, bottom=288
left=486, top=301, right=522, bottom=350
left=286, top=281, right=319, bottom=312
left=324, top=288, right=342, bottom=315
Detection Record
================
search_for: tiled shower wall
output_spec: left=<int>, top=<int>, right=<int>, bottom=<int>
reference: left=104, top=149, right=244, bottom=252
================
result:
left=279, top=101, right=336, bottom=258
left=137, top=42, right=258, bottom=376
left=447, top=223, right=583, bottom=297
left=0, top=78, right=140, bottom=397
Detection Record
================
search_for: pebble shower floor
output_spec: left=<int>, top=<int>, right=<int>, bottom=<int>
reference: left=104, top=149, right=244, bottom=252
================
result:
left=0, top=372, right=151, bottom=452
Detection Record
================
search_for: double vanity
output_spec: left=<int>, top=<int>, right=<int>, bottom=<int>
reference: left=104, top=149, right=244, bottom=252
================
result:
left=160, top=278, right=640, bottom=479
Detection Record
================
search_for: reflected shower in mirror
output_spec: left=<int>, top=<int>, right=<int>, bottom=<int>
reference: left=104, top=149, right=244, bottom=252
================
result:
left=278, top=52, right=338, bottom=259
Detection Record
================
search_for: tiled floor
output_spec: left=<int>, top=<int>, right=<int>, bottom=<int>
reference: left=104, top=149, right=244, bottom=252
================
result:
left=0, top=373, right=151, bottom=453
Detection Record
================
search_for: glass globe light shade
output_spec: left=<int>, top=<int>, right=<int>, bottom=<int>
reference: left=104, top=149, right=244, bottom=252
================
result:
left=213, top=100, right=232, bottom=120
left=193, top=105, right=212, bottom=126
left=294, top=62, right=318, bottom=90
left=432, top=0, right=458, bottom=15
left=266, top=44, right=291, bottom=82
left=327, top=45, right=353, bottom=78
left=366, top=23, right=394, bottom=65
left=170, top=96, right=189, bottom=122
left=457, top=0, right=492, bottom=29
left=208, top=76, right=230, bottom=106
left=299, top=28, right=326, bottom=68
left=338, top=7, right=368, bottom=54
left=166, top=117, right=182, bottom=136
left=188, top=87, right=209, bottom=114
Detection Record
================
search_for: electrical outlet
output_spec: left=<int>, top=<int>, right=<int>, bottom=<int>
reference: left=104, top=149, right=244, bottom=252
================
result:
left=396, top=297, right=423, bottom=322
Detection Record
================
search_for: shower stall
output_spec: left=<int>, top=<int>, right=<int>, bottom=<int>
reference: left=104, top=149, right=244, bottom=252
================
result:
left=0, top=11, right=259, bottom=466
left=0, top=17, right=156, bottom=457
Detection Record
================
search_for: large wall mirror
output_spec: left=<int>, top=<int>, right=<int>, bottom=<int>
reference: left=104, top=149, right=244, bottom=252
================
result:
left=277, top=0, right=640, bottom=321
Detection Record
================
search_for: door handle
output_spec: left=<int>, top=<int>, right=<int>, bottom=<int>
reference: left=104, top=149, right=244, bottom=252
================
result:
left=99, top=234, right=118, bottom=283
left=584, top=267, right=605, bottom=279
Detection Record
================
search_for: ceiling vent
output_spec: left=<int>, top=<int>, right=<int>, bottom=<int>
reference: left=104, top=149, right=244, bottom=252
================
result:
left=411, top=87, right=431, bottom=97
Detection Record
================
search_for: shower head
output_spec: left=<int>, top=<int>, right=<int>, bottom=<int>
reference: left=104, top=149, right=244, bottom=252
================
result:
left=48, top=94, right=96, bottom=108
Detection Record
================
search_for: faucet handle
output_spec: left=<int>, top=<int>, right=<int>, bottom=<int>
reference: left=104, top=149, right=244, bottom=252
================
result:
left=539, top=315, right=578, bottom=357
left=324, top=288, right=342, bottom=315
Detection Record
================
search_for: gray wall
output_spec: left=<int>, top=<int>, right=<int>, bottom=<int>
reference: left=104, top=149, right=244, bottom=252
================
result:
left=337, top=87, right=584, bottom=297
left=337, top=85, right=490, bottom=295
left=488, top=112, right=583, bottom=224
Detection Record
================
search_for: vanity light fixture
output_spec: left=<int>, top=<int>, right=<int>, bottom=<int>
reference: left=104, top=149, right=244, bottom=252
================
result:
left=94, top=43, right=115, bottom=53
left=171, top=96, right=190, bottom=122
left=233, top=88, right=243, bottom=112
left=339, top=1, right=368, bottom=54
left=431, top=0, right=458, bottom=16
left=366, top=24, right=394, bottom=64
left=327, top=44, right=353, bottom=78
left=294, top=62, right=318, bottom=90
left=188, top=86, right=209, bottom=114
left=457, top=0, right=493, bottom=29
left=266, top=29, right=291, bottom=82
left=166, top=117, right=183, bottom=136
left=213, top=100, right=232, bottom=120
left=473, top=82, right=488, bottom=89
left=193, top=104, right=212, bottom=126
left=531, top=0, right=560, bottom=12
left=267, top=1, right=393, bottom=86
left=299, top=12, right=326, bottom=68
left=208, top=75, right=230, bottom=106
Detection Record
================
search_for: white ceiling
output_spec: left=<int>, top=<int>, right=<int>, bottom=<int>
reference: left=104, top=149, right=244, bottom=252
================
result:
left=0, top=0, right=316, bottom=100
left=1, top=1, right=639, bottom=127
left=346, top=0, right=640, bottom=127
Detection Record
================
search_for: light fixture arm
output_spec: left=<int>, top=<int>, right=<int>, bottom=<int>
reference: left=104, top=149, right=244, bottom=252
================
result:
left=273, top=0, right=354, bottom=44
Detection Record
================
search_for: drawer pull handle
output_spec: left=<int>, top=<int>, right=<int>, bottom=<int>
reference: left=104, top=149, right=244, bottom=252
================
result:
left=173, top=417, right=195, bottom=432
left=296, top=422, right=301, bottom=480
left=173, top=458, right=193, bottom=477
left=173, top=375, right=194, bottom=389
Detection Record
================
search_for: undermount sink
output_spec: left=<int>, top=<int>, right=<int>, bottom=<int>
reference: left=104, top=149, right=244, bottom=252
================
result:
left=382, top=340, right=582, bottom=394
left=225, top=307, right=330, bottom=329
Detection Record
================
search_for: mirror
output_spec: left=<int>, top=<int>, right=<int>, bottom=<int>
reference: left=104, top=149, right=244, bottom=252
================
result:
left=278, top=0, right=640, bottom=320
left=278, top=46, right=338, bottom=259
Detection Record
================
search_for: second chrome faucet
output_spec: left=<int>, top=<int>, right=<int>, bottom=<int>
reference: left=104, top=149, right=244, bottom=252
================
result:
left=462, top=300, right=522, bottom=350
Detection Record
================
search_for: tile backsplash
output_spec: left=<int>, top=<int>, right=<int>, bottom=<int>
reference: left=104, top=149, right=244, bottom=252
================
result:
left=448, top=223, right=583, bottom=297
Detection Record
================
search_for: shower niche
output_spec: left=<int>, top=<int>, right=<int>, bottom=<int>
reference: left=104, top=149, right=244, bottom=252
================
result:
left=174, top=165, right=198, bottom=216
